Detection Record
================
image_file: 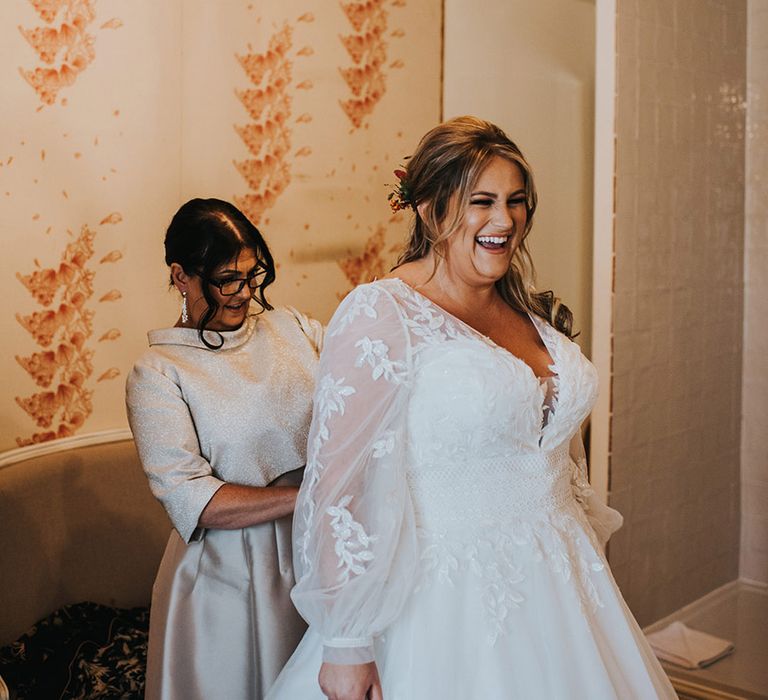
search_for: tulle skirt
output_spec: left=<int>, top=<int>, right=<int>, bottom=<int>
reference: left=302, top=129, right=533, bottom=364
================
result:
left=268, top=502, right=676, bottom=700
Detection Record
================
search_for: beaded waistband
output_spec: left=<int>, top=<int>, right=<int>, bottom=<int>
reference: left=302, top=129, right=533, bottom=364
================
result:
left=406, top=445, right=574, bottom=528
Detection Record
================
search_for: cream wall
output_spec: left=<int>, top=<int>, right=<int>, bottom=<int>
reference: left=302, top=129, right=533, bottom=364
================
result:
left=608, top=0, right=746, bottom=625
left=741, top=0, right=768, bottom=585
left=443, top=0, right=596, bottom=354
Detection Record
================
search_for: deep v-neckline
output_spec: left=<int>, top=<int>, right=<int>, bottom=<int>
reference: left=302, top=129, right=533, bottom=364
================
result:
left=387, top=277, right=558, bottom=383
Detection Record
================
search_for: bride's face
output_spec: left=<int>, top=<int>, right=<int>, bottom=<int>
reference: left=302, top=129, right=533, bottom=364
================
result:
left=442, top=156, right=527, bottom=286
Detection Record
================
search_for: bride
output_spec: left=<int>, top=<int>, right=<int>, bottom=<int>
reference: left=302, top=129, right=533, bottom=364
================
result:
left=268, top=117, right=676, bottom=699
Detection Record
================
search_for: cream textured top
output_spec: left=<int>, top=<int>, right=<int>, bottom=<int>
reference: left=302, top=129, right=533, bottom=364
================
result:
left=126, top=307, right=323, bottom=543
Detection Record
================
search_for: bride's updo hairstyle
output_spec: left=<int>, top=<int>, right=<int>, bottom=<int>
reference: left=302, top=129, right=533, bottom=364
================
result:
left=396, top=116, right=574, bottom=338
left=165, top=198, right=275, bottom=348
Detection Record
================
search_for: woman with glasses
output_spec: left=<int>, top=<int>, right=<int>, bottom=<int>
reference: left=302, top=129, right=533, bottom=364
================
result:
left=126, top=198, right=323, bottom=700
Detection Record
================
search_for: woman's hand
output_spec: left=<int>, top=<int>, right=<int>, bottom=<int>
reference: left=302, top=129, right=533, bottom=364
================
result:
left=318, top=661, right=383, bottom=700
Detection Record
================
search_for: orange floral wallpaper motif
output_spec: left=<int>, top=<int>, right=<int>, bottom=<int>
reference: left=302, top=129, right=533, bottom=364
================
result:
left=337, top=212, right=405, bottom=294
left=2, top=2, right=440, bottom=453
left=14, top=214, right=123, bottom=446
left=339, top=0, right=401, bottom=129
left=234, top=18, right=313, bottom=226
left=18, top=0, right=99, bottom=106
left=338, top=223, right=388, bottom=289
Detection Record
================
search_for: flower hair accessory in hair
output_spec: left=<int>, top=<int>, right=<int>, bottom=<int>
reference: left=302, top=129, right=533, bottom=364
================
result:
left=387, top=168, right=413, bottom=212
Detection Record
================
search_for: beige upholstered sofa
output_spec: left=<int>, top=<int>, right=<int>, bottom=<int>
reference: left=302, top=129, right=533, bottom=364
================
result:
left=0, top=439, right=170, bottom=646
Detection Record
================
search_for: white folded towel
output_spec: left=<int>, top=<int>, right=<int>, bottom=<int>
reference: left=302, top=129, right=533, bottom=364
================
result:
left=646, top=621, right=734, bottom=669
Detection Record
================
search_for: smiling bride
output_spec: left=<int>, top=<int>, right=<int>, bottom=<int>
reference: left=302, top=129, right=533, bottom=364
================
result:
left=267, top=117, right=676, bottom=700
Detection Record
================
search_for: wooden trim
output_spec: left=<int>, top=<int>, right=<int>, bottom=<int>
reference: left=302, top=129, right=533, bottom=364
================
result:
left=590, top=0, right=617, bottom=504
left=0, top=428, right=133, bottom=469
left=668, top=674, right=765, bottom=700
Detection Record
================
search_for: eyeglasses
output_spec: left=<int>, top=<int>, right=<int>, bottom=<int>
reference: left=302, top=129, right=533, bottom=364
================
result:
left=202, top=267, right=267, bottom=296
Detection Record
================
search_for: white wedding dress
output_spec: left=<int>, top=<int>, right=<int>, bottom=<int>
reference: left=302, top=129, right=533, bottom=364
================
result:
left=268, top=278, right=676, bottom=699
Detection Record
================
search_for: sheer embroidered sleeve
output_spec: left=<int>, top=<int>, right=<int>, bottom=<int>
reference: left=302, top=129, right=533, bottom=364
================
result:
left=291, top=283, right=417, bottom=665
left=569, top=431, right=623, bottom=549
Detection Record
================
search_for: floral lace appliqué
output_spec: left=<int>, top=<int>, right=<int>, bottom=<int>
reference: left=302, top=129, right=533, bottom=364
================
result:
left=372, top=430, right=396, bottom=458
left=331, top=286, right=380, bottom=337
left=355, top=336, right=406, bottom=383
left=326, top=495, right=377, bottom=583
left=415, top=513, right=606, bottom=645
left=314, top=374, right=356, bottom=440
left=298, top=373, right=357, bottom=569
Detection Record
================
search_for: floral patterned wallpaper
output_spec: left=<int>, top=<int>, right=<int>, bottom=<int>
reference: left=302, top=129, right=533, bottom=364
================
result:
left=0, top=0, right=441, bottom=453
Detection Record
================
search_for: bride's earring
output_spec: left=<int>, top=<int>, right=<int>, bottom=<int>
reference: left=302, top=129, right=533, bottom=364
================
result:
left=181, top=291, right=188, bottom=324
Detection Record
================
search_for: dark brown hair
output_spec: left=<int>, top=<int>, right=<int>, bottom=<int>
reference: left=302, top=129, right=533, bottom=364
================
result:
left=165, top=198, right=275, bottom=348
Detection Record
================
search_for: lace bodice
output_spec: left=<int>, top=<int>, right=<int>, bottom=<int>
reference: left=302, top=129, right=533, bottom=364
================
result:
left=406, top=322, right=595, bottom=466
left=290, top=279, right=619, bottom=665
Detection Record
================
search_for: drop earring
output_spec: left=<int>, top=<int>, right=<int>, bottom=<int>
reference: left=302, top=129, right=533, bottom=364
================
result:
left=181, top=291, right=188, bottom=324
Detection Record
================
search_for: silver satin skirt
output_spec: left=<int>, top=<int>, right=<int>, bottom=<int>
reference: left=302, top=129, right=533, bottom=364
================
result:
left=144, top=470, right=307, bottom=700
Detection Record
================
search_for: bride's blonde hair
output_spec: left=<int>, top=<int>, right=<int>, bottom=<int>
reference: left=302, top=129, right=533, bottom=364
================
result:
left=395, top=116, right=574, bottom=337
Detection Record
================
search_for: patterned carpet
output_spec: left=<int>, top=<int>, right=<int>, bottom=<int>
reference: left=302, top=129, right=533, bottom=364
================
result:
left=0, top=602, right=148, bottom=699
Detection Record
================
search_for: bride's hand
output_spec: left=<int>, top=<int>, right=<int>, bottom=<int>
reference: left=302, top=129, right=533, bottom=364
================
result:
left=318, top=661, right=383, bottom=700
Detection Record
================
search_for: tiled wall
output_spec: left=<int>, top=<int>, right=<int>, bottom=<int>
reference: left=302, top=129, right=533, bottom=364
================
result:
left=741, top=1, right=768, bottom=585
left=608, top=0, right=746, bottom=626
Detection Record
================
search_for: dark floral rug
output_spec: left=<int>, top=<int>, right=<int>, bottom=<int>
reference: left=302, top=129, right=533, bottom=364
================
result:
left=0, top=602, right=148, bottom=699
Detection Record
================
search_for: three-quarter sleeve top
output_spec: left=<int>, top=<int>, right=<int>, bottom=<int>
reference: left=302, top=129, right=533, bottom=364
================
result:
left=126, top=307, right=323, bottom=543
